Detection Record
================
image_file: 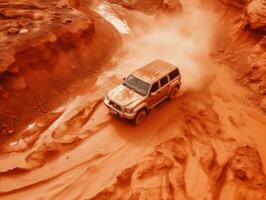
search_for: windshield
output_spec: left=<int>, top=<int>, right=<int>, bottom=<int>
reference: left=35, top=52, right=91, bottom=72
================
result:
left=123, top=75, right=150, bottom=96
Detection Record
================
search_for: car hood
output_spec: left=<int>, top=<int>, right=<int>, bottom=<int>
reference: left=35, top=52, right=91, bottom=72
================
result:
left=108, top=84, right=144, bottom=107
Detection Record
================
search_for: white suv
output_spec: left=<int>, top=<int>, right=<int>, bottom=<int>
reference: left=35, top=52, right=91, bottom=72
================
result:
left=104, top=59, right=181, bottom=124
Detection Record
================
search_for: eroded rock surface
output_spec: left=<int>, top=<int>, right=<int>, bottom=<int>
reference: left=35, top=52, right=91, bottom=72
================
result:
left=107, top=0, right=182, bottom=13
left=247, top=0, right=266, bottom=30
left=0, top=0, right=90, bottom=74
left=91, top=140, right=266, bottom=200
left=0, top=0, right=120, bottom=134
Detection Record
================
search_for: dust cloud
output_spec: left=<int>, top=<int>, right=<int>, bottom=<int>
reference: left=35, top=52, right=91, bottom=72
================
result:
left=111, top=5, right=218, bottom=90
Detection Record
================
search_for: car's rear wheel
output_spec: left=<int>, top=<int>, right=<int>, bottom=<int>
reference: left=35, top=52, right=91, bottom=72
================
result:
left=169, top=86, right=179, bottom=100
left=134, top=109, right=147, bottom=125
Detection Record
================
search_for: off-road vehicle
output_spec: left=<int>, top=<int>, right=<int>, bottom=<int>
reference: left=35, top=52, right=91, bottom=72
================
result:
left=104, top=59, right=181, bottom=124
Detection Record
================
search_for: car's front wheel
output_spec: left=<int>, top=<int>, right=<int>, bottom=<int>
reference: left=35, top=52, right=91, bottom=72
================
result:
left=134, top=109, right=147, bottom=125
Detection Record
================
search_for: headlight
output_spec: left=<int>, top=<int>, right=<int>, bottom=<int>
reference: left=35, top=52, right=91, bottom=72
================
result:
left=124, top=108, right=133, bottom=113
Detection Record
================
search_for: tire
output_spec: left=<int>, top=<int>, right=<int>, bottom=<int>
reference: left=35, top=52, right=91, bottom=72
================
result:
left=169, top=86, right=179, bottom=100
left=134, top=109, right=147, bottom=125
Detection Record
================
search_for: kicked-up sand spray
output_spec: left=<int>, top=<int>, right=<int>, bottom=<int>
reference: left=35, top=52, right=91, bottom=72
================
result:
left=96, top=2, right=218, bottom=91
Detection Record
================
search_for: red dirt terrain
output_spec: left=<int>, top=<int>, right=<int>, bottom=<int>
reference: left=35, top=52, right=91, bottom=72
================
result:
left=0, top=0, right=266, bottom=199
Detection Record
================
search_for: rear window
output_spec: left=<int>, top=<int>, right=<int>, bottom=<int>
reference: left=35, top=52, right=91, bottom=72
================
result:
left=169, top=69, right=180, bottom=80
left=160, top=76, right=168, bottom=87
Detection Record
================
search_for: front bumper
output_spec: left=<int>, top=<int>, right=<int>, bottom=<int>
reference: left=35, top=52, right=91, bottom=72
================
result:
left=104, top=99, right=136, bottom=120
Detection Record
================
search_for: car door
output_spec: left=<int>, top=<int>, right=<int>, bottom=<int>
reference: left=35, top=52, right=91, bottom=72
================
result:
left=159, top=75, right=170, bottom=99
left=147, top=81, right=160, bottom=108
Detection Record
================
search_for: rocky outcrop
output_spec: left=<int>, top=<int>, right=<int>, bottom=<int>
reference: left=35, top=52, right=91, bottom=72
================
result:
left=0, top=0, right=121, bottom=134
left=0, top=0, right=93, bottom=80
left=219, top=0, right=265, bottom=32
left=0, top=0, right=91, bottom=132
left=245, top=36, right=266, bottom=110
left=107, top=0, right=182, bottom=13
left=247, top=0, right=266, bottom=30
left=0, top=0, right=93, bottom=71
left=222, top=0, right=249, bottom=8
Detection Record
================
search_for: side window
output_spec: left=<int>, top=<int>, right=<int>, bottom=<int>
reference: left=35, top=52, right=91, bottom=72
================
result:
left=169, top=69, right=180, bottom=81
left=160, top=76, right=168, bottom=87
left=150, top=82, right=159, bottom=93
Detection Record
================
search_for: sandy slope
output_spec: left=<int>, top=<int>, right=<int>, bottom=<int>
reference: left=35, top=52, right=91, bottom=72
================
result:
left=0, top=0, right=265, bottom=200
